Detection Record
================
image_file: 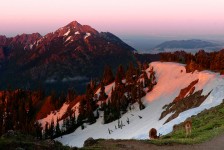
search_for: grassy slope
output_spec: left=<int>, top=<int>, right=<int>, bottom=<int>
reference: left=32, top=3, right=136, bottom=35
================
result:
left=152, top=101, right=224, bottom=145
left=82, top=101, right=224, bottom=149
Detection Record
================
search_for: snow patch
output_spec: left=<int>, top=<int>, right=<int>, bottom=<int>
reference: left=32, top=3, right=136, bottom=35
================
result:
left=75, top=31, right=80, bottom=35
left=65, top=36, right=72, bottom=43
left=64, top=29, right=70, bottom=36
left=84, top=32, right=91, bottom=39
left=29, top=44, right=33, bottom=49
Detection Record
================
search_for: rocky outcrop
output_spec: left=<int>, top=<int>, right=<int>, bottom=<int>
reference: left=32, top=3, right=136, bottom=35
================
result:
left=160, top=81, right=211, bottom=124
left=84, top=137, right=97, bottom=147
left=173, top=79, right=198, bottom=102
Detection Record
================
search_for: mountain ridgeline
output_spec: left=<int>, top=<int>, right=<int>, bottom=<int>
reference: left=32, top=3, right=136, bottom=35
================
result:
left=0, top=21, right=137, bottom=93
left=153, top=39, right=222, bottom=53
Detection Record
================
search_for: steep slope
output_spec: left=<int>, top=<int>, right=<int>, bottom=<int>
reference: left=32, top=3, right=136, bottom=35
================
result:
left=0, top=21, right=136, bottom=92
left=55, top=62, right=224, bottom=147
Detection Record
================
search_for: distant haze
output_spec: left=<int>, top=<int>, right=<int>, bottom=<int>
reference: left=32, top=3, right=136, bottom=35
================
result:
left=1, top=0, right=224, bottom=51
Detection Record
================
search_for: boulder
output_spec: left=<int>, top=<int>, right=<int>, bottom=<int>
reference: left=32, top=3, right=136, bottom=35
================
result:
left=84, top=137, right=96, bottom=147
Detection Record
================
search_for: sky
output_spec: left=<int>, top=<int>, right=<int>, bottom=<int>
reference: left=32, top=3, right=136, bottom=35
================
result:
left=1, top=0, right=224, bottom=50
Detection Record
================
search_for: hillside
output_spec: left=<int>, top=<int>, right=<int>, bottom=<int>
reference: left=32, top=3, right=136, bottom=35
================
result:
left=47, top=62, right=224, bottom=147
left=153, top=39, right=222, bottom=53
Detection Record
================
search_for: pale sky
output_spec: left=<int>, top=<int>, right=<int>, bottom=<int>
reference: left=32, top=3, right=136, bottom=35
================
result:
left=1, top=0, right=224, bottom=38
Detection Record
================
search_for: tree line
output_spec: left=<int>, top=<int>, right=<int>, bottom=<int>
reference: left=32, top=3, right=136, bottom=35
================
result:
left=160, top=49, right=224, bottom=73
left=0, top=62, right=157, bottom=140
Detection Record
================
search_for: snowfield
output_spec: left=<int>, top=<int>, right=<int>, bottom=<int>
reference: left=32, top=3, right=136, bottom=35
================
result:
left=54, top=62, right=224, bottom=147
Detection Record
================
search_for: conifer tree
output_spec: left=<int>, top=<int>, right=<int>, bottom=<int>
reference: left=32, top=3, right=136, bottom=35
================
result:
left=86, top=99, right=96, bottom=124
left=102, top=65, right=114, bottom=85
left=131, top=85, right=137, bottom=103
left=115, top=67, right=123, bottom=85
left=67, top=89, right=76, bottom=102
left=65, top=118, right=70, bottom=132
left=62, top=118, right=66, bottom=133
left=44, top=122, right=49, bottom=139
left=5, top=105, right=13, bottom=131
left=77, top=97, right=86, bottom=125
left=27, top=98, right=35, bottom=121
left=69, top=111, right=76, bottom=130
left=143, top=71, right=149, bottom=88
left=137, top=83, right=145, bottom=110
left=55, top=118, right=61, bottom=137
left=49, top=118, right=55, bottom=139
left=99, top=82, right=108, bottom=109
left=85, top=83, right=97, bottom=124
left=126, top=62, right=136, bottom=84
left=34, top=122, right=43, bottom=139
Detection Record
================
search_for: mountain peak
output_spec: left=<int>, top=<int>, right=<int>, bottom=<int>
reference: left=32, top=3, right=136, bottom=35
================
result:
left=66, top=20, right=82, bottom=28
left=63, top=20, right=98, bottom=35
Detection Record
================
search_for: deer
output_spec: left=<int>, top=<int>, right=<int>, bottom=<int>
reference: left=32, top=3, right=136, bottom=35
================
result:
left=184, top=120, right=192, bottom=137
left=149, top=128, right=161, bottom=139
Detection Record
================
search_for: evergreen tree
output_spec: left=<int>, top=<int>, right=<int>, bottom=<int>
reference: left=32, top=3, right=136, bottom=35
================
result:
left=77, top=97, right=86, bottom=125
left=143, top=71, right=149, bottom=88
left=90, top=79, right=96, bottom=90
left=99, top=82, right=108, bottom=109
left=115, top=66, right=123, bottom=85
left=49, top=118, right=55, bottom=139
left=102, top=65, right=114, bottom=85
left=61, top=118, right=66, bottom=133
left=27, top=97, right=35, bottom=122
left=86, top=99, right=96, bottom=124
left=126, top=62, right=136, bottom=84
left=85, top=83, right=97, bottom=124
left=65, top=118, right=70, bottom=132
left=67, top=89, right=76, bottom=102
left=55, top=118, right=61, bottom=137
left=120, top=95, right=128, bottom=112
left=5, top=105, right=13, bottom=131
left=70, top=111, right=76, bottom=130
left=131, top=85, right=137, bottom=103
left=44, top=122, right=49, bottom=139
left=64, top=109, right=76, bottom=132
left=137, top=83, right=145, bottom=110
left=34, top=122, right=43, bottom=139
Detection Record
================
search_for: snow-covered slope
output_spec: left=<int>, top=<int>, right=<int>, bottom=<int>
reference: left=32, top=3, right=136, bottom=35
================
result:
left=38, top=103, right=69, bottom=126
left=56, top=62, right=224, bottom=147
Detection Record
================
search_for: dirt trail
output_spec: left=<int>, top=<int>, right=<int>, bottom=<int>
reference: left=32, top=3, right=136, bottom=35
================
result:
left=93, top=134, right=224, bottom=150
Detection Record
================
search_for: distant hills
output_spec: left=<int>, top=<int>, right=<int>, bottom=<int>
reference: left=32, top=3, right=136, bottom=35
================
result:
left=152, top=39, right=223, bottom=53
left=0, top=21, right=136, bottom=92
